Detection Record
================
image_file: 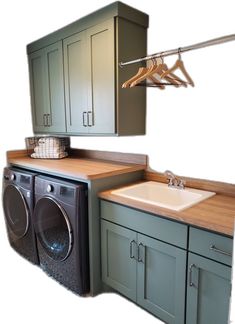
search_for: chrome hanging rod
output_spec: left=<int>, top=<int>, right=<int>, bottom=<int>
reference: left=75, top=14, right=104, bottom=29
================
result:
left=119, top=34, right=235, bottom=67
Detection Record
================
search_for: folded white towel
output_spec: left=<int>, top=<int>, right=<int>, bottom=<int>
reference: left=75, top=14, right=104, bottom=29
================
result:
left=31, top=152, right=68, bottom=159
left=38, top=137, right=61, bottom=145
left=34, top=146, right=66, bottom=154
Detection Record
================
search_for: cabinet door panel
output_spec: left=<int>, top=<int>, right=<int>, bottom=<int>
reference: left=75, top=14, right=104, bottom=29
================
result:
left=186, top=253, right=231, bottom=324
left=28, top=49, right=47, bottom=133
left=64, top=31, right=87, bottom=133
left=137, top=234, right=186, bottom=324
left=101, top=220, right=137, bottom=301
left=45, top=42, right=66, bottom=132
left=87, top=19, right=115, bottom=134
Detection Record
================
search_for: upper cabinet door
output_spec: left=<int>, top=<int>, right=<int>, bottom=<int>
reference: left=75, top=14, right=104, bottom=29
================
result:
left=86, top=19, right=115, bottom=134
left=28, top=41, right=66, bottom=133
left=44, top=42, right=66, bottom=133
left=28, top=49, right=48, bottom=133
left=63, top=31, right=87, bottom=133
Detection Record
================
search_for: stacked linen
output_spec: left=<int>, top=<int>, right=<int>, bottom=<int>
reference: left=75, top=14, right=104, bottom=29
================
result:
left=31, top=137, right=68, bottom=159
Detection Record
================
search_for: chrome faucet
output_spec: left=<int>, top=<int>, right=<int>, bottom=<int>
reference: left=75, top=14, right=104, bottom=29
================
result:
left=164, top=170, right=185, bottom=189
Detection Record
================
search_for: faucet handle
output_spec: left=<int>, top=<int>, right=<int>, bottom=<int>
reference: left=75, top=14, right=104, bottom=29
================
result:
left=178, top=179, right=186, bottom=189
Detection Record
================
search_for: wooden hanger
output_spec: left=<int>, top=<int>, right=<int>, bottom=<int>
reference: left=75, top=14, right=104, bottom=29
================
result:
left=122, top=67, right=149, bottom=88
left=161, top=48, right=194, bottom=87
left=130, top=58, right=164, bottom=88
left=130, top=57, right=187, bottom=87
left=130, top=57, right=187, bottom=88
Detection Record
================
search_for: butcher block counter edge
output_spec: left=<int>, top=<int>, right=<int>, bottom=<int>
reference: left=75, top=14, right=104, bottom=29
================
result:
left=99, top=181, right=235, bottom=237
left=6, top=149, right=147, bottom=180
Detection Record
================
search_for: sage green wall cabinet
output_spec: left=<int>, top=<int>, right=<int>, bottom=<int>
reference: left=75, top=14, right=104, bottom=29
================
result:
left=101, top=201, right=187, bottom=324
left=186, top=227, right=232, bottom=324
left=64, top=20, right=115, bottom=134
left=28, top=41, right=66, bottom=133
left=27, top=2, right=148, bottom=136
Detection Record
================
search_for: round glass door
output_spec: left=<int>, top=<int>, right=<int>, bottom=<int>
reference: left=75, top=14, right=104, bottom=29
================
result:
left=3, top=184, right=29, bottom=238
left=34, top=197, right=72, bottom=261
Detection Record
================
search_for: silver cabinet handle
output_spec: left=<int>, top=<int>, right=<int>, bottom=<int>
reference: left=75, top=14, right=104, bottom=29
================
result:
left=47, top=114, right=51, bottom=127
left=210, top=245, right=232, bottom=257
left=130, top=240, right=137, bottom=259
left=87, top=110, right=93, bottom=127
left=138, top=243, right=145, bottom=263
left=189, top=263, right=197, bottom=287
left=82, top=112, right=88, bottom=127
left=43, top=114, right=47, bottom=126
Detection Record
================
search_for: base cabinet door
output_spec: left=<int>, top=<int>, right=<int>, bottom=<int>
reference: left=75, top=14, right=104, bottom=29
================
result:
left=186, top=252, right=231, bottom=324
left=101, top=219, right=187, bottom=323
left=137, top=234, right=186, bottom=324
left=101, top=220, right=137, bottom=301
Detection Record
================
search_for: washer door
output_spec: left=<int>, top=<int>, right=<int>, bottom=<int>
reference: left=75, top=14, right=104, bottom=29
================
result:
left=3, top=184, right=29, bottom=238
left=34, top=197, right=73, bottom=261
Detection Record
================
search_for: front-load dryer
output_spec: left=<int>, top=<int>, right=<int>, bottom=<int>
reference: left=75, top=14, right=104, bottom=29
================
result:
left=2, top=167, right=39, bottom=264
left=33, top=175, right=89, bottom=295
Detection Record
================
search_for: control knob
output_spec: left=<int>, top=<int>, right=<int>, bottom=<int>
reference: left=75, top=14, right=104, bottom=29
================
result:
left=10, top=173, right=16, bottom=181
left=46, top=184, right=53, bottom=193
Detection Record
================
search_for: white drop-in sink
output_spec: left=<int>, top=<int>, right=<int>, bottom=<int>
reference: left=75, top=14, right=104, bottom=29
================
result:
left=112, top=181, right=216, bottom=211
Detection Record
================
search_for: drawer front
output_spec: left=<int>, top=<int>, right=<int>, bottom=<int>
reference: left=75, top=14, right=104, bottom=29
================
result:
left=100, top=200, right=188, bottom=249
left=189, top=227, right=233, bottom=266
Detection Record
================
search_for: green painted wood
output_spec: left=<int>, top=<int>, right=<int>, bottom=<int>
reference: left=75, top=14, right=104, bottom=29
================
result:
left=86, top=19, right=115, bottom=134
left=101, top=220, right=137, bottom=301
left=116, top=17, right=147, bottom=135
left=44, top=42, right=66, bottom=133
left=27, top=2, right=149, bottom=54
left=100, top=200, right=188, bottom=248
left=137, top=234, right=186, bottom=324
left=63, top=31, right=87, bottom=133
left=27, top=4, right=148, bottom=137
left=28, top=41, right=66, bottom=134
left=189, top=227, right=233, bottom=266
left=28, top=48, right=48, bottom=133
left=186, top=253, right=231, bottom=324
left=86, top=171, right=144, bottom=296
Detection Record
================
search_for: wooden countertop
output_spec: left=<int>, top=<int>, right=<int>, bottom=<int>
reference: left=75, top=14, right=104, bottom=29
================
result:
left=7, top=149, right=146, bottom=180
left=7, top=149, right=235, bottom=236
left=99, top=182, right=235, bottom=237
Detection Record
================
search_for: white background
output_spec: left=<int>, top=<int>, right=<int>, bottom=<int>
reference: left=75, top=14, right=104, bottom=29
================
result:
left=0, top=0, right=234, bottom=323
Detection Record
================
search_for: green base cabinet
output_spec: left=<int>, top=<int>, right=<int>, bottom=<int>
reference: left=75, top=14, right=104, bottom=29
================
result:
left=137, top=234, right=186, bottom=324
left=186, top=252, right=231, bottom=324
left=101, top=219, right=186, bottom=324
left=101, top=220, right=137, bottom=300
left=100, top=200, right=233, bottom=324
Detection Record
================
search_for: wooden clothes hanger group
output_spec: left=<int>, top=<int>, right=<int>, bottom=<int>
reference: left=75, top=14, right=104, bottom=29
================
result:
left=122, top=49, right=195, bottom=89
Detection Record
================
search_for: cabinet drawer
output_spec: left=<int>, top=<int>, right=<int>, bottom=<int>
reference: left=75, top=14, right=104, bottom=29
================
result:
left=100, top=200, right=188, bottom=249
left=189, top=227, right=233, bottom=266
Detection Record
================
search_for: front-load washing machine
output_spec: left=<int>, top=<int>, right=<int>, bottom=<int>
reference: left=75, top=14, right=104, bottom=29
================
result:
left=33, top=175, right=89, bottom=295
left=2, top=167, right=39, bottom=264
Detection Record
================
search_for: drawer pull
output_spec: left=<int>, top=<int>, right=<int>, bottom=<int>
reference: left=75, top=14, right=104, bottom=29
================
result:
left=209, top=245, right=232, bottom=257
